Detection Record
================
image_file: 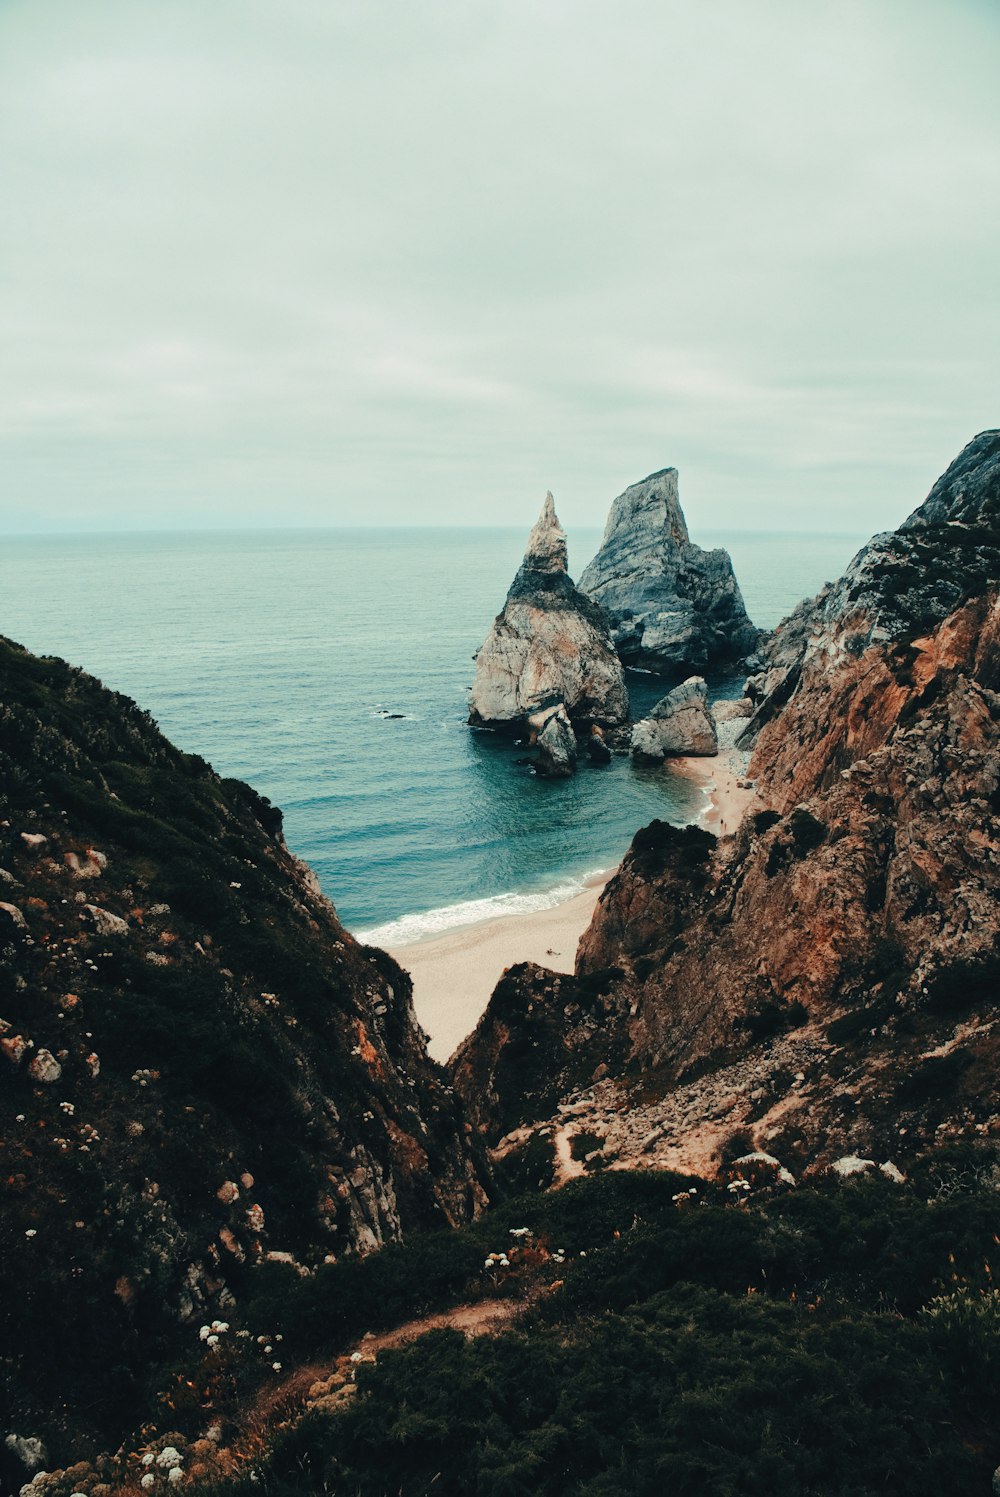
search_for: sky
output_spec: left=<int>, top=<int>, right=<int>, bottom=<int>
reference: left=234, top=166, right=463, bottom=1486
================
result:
left=0, top=0, right=998, bottom=537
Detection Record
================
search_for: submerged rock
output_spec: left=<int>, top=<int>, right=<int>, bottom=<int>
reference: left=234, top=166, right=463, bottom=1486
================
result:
left=579, top=468, right=759, bottom=672
left=469, top=493, right=628, bottom=773
left=630, top=676, right=718, bottom=760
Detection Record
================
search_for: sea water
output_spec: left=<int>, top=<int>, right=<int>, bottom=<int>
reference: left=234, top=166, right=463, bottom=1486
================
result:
left=0, top=527, right=864, bottom=940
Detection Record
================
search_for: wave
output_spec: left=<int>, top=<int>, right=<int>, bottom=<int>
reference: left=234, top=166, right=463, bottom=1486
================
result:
left=352, top=867, right=610, bottom=949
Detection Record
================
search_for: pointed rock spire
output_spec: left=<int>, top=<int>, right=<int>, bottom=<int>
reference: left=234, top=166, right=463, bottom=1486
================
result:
left=468, top=489, right=629, bottom=757
left=520, top=491, right=568, bottom=577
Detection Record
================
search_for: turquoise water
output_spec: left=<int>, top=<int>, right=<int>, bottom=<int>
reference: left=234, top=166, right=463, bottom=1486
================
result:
left=0, top=527, right=864, bottom=938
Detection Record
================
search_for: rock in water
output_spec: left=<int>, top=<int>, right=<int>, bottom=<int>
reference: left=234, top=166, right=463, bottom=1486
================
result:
left=531, top=703, right=578, bottom=777
left=469, top=494, right=628, bottom=761
left=579, top=468, right=759, bottom=672
left=630, top=676, right=718, bottom=760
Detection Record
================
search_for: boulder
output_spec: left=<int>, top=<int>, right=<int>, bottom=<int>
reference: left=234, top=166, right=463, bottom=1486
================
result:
left=587, top=725, right=613, bottom=764
left=83, top=905, right=129, bottom=937
left=579, top=468, right=759, bottom=672
left=469, top=493, right=628, bottom=774
left=28, top=1049, right=62, bottom=1085
left=630, top=677, right=718, bottom=761
left=531, top=704, right=578, bottom=778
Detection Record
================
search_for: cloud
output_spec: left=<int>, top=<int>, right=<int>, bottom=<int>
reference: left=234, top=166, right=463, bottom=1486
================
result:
left=0, top=0, right=997, bottom=534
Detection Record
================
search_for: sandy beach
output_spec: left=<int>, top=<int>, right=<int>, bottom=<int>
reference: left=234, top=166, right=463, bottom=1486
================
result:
left=671, top=745, right=757, bottom=836
left=390, top=749, right=756, bottom=1065
left=388, top=872, right=611, bottom=1064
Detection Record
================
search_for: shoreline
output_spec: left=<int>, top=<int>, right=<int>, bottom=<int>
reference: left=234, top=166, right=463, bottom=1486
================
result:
left=384, top=749, right=756, bottom=1065
left=670, top=745, right=756, bottom=836
left=387, top=871, right=613, bottom=1064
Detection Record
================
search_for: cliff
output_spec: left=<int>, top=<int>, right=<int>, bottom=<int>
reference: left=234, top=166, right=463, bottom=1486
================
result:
left=452, top=435, right=1000, bottom=1182
left=469, top=494, right=628, bottom=768
left=0, top=637, right=486, bottom=1451
left=578, top=468, right=759, bottom=673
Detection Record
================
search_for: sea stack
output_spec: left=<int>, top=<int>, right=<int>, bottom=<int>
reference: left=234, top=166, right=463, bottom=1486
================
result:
left=469, top=493, right=628, bottom=774
left=579, top=468, right=759, bottom=673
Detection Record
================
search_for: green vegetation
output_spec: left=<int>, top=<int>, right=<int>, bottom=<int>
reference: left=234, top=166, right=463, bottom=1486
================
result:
left=201, top=1157, right=1000, bottom=1496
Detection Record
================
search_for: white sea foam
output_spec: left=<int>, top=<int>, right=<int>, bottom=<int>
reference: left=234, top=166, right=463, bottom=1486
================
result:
left=353, top=867, right=609, bottom=949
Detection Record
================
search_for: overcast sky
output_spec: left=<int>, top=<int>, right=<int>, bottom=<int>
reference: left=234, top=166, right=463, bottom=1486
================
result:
left=0, top=0, right=997, bottom=536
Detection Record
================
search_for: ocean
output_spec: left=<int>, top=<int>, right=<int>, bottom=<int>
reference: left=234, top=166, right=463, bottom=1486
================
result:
left=0, top=527, right=864, bottom=942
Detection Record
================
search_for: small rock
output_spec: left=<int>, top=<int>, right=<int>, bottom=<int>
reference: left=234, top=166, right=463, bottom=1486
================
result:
left=2, top=1034, right=29, bottom=1066
left=63, top=849, right=107, bottom=880
left=5, top=1436, right=47, bottom=1473
left=829, top=1155, right=875, bottom=1178
left=532, top=704, right=578, bottom=778
left=28, top=1050, right=62, bottom=1085
left=83, top=906, right=128, bottom=938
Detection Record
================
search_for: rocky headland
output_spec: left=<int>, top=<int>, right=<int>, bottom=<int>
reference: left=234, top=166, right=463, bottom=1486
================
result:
left=452, top=432, right=1000, bottom=1185
left=0, top=639, right=487, bottom=1459
left=578, top=467, right=760, bottom=673
left=468, top=493, right=628, bottom=775
left=4, top=436, right=1000, bottom=1497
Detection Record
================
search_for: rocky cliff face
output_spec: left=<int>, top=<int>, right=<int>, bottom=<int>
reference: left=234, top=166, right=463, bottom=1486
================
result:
left=578, top=468, right=759, bottom=673
left=0, top=638, right=486, bottom=1449
left=452, top=435, right=1000, bottom=1184
left=740, top=428, right=1000, bottom=787
left=469, top=494, right=629, bottom=755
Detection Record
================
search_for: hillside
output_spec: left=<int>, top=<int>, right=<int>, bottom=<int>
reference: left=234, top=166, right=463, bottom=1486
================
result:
left=0, top=638, right=486, bottom=1463
left=452, top=433, right=1000, bottom=1184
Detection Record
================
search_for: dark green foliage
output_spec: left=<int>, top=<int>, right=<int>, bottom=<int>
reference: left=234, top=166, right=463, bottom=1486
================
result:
left=569, top=1131, right=604, bottom=1161
left=765, top=807, right=827, bottom=876
left=896, top=1049, right=973, bottom=1104
left=825, top=996, right=895, bottom=1043
left=788, top=806, right=826, bottom=854
left=259, top=1301, right=980, bottom=1496
left=924, top=950, right=1000, bottom=1014
left=734, top=997, right=808, bottom=1043
left=752, top=808, right=781, bottom=836
left=628, top=820, right=714, bottom=881
left=493, top=1131, right=557, bottom=1195
left=204, top=1164, right=1000, bottom=1496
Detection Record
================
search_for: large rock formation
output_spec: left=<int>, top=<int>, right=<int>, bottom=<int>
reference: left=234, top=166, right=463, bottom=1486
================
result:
left=469, top=494, right=628, bottom=767
left=452, top=434, right=1000, bottom=1182
left=630, top=675, right=718, bottom=760
left=0, top=637, right=487, bottom=1451
left=578, top=468, right=759, bottom=673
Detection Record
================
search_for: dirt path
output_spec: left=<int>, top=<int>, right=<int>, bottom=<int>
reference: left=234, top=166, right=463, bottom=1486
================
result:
left=354, top=1294, right=529, bottom=1355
